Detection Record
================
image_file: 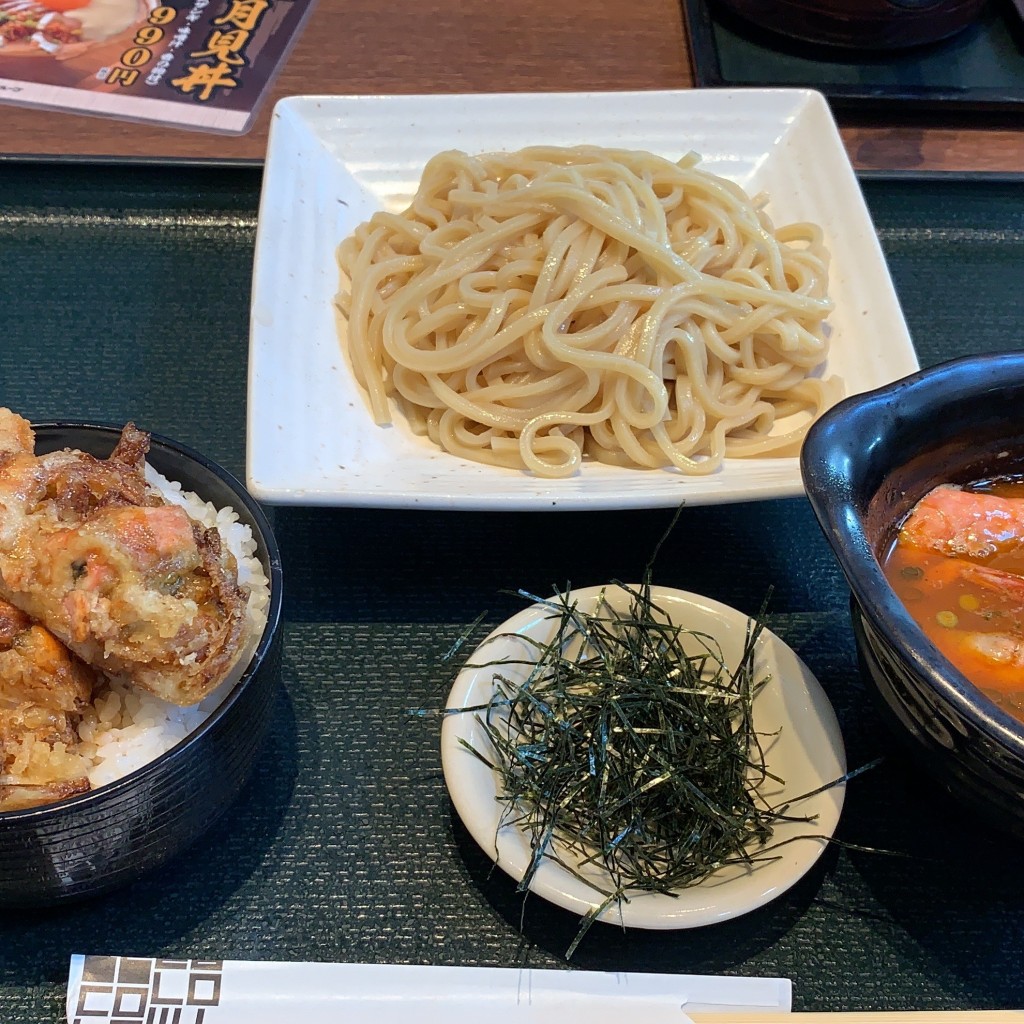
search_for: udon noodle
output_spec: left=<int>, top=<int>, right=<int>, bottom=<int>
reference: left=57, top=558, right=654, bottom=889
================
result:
left=336, top=146, right=838, bottom=478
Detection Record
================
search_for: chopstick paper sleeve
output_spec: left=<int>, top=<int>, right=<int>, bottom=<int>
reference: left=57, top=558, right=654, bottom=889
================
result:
left=66, top=956, right=791, bottom=1023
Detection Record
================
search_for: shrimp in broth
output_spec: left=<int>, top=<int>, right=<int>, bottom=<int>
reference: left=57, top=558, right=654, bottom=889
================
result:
left=883, top=479, right=1024, bottom=719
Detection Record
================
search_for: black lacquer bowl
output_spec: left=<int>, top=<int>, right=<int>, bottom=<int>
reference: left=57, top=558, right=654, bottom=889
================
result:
left=0, top=424, right=283, bottom=906
left=715, top=0, right=987, bottom=49
left=800, top=353, right=1024, bottom=836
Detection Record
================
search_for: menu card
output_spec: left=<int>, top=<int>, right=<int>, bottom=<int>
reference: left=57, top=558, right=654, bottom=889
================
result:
left=0, top=0, right=313, bottom=132
left=66, top=956, right=792, bottom=1023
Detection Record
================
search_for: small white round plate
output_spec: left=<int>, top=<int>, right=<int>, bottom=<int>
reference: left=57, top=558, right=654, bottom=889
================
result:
left=441, top=584, right=847, bottom=929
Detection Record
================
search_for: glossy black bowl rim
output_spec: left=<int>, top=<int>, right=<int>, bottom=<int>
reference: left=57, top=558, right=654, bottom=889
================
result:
left=800, top=351, right=1024, bottom=759
left=0, top=420, right=284, bottom=822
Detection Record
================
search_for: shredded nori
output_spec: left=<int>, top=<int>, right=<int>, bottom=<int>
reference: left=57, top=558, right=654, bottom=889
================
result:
left=451, top=577, right=819, bottom=957
left=416, top=511, right=869, bottom=957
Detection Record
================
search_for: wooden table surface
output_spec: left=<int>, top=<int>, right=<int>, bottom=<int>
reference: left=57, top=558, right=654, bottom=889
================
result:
left=3, top=0, right=1023, bottom=171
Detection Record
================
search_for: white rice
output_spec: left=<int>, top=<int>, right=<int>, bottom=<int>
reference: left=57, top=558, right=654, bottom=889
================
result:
left=76, top=465, right=271, bottom=789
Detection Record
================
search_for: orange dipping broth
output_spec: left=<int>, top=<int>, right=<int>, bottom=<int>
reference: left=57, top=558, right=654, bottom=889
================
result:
left=882, top=477, right=1024, bottom=720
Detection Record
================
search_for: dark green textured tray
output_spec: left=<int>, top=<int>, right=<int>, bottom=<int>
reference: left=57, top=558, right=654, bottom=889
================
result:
left=2, top=166, right=1024, bottom=1022
left=682, top=0, right=1024, bottom=112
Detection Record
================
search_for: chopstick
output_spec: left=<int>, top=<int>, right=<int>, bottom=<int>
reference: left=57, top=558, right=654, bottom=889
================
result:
left=690, top=1014, right=1024, bottom=1022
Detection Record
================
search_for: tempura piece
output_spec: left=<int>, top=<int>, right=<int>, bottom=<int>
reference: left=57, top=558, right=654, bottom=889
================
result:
left=0, top=597, right=95, bottom=811
left=0, top=409, right=247, bottom=706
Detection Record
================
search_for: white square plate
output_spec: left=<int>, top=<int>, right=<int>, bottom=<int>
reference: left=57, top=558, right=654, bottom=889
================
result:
left=247, top=89, right=918, bottom=509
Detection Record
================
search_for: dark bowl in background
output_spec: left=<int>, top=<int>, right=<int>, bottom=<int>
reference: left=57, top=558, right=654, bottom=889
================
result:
left=717, top=0, right=988, bottom=49
left=0, top=423, right=283, bottom=906
left=800, top=352, right=1024, bottom=837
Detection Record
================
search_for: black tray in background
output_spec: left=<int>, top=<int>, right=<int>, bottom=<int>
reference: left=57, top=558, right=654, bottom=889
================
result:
left=682, top=0, right=1024, bottom=112
left=1, top=166, right=1024, bottom=1023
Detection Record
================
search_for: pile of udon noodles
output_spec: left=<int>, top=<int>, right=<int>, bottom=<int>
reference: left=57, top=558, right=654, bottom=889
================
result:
left=337, top=145, right=839, bottom=479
